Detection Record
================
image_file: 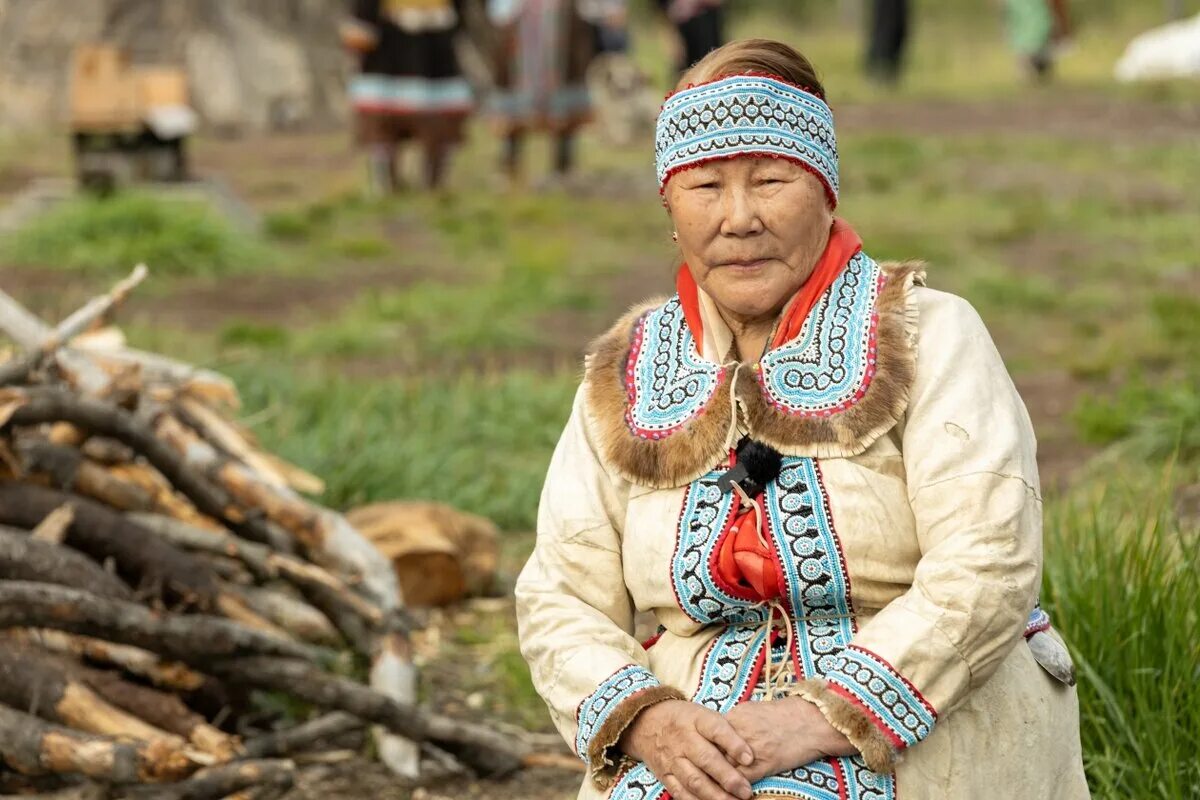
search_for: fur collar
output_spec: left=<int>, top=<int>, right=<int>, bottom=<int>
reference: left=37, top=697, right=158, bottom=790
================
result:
left=583, top=258, right=924, bottom=488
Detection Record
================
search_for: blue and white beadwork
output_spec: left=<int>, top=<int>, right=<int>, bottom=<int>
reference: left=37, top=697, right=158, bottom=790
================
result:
left=575, top=665, right=661, bottom=761
left=672, top=470, right=770, bottom=626
left=825, top=646, right=937, bottom=750
left=625, top=297, right=724, bottom=439
left=642, top=456, right=904, bottom=800
left=757, top=253, right=883, bottom=418
left=655, top=75, right=839, bottom=202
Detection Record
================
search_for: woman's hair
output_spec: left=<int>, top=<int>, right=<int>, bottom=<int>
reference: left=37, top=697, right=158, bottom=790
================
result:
left=676, top=39, right=826, bottom=99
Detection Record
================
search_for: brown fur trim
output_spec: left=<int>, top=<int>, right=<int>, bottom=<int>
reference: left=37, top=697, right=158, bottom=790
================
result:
left=787, top=679, right=899, bottom=774
left=745, top=262, right=924, bottom=459
left=583, top=264, right=924, bottom=486
left=586, top=684, right=687, bottom=790
left=582, top=299, right=735, bottom=489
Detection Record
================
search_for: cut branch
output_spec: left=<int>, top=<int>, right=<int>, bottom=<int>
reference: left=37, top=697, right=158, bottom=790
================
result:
left=0, top=702, right=197, bottom=783
left=0, top=582, right=323, bottom=665
left=0, top=629, right=206, bottom=692
left=0, top=388, right=284, bottom=549
left=116, top=759, right=295, bottom=800
left=0, top=525, right=135, bottom=600
left=0, top=647, right=181, bottom=745
left=209, top=657, right=524, bottom=777
left=241, top=712, right=363, bottom=760
left=0, top=483, right=218, bottom=609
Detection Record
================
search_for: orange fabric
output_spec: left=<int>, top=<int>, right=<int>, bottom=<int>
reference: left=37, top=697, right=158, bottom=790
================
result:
left=770, top=218, right=863, bottom=348
left=678, top=220, right=863, bottom=601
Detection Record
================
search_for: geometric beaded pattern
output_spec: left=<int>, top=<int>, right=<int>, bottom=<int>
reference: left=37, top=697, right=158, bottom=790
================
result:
left=825, top=645, right=938, bottom=750
left=764, top=458, right=858, bottom=679
left=757, top=253, right=884, bottom=417
left=655, top=75, right=839, bottom=202
left=624, top=297, right=725, bottom=439
left=672, top=470, right=771, bottom=626
left=574, top=664, right=661, bottom=762
left=640, top=457, right=898, bottom=799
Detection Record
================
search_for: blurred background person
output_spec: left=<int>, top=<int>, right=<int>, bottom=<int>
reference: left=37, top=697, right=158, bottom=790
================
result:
left=865, top=0, right=910, bottom=85
left=341, top=0, right=475, bottom=194
left=488, top=0, right=601, bottom=186
left=657, top=0, right=725, bottom=75
left=1006, top=0, right=1071, bottom=81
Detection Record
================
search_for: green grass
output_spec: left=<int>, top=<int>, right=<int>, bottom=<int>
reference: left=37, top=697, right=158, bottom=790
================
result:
left=227, top=364, right=578, bottom=531
left=1043, top=472, right=1200, bottom=799
left=2, top=191, right=276, bottom=278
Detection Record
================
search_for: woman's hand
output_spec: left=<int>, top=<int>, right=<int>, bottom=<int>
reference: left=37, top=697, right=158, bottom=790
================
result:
left=619, top=699, right=756, bottom=800
left=725, top=696, right=857, bottom=782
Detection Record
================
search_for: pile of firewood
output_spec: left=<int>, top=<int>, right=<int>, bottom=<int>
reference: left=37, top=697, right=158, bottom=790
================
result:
left=0, top=267, right=532, bottom=799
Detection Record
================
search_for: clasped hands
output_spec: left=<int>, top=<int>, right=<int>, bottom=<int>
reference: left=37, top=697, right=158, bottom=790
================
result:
left=617, top=696, right=855, bottom=800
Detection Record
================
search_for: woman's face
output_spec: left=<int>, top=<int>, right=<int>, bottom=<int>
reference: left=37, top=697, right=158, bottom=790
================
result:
left=666, top=157, right=833, bottom=323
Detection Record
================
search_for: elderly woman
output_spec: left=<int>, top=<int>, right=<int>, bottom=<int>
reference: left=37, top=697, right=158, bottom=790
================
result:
left=515, top=39, right=1089, bottom=800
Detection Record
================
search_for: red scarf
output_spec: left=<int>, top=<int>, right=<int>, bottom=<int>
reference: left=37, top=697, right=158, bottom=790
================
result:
left=676, top=219, right=863, bottom=601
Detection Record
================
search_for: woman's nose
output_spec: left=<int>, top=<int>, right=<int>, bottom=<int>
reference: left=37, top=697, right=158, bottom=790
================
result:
left=719, top=186, right=764, bottom=237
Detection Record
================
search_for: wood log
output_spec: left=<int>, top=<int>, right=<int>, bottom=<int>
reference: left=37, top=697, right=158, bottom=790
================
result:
left=0, top=388, right=285, bottom=550
left=74, top=667, right=239, bottom=762
left=70, top=341, right=239, bottom=411
left=116, top=759, right=294, bottom=800
left=208, top=658, right=524, bottom=777
left=0, top=647, right=182, bottom=746
left=224, top=584, right=340, bottom=646
left=0, top=483, right=218, bottom=609
left=8, top=782, right=111, bottom=800
left=0, top=629, right=206, bottom=692
left=213, top=592, right=295, bottom=641
left=137, top=406, right=398, bottom=612
left=0, top=525, right=134, bottom=600
left=0, top=703, right=196, bottom=783
left=107, top=464, right=224, bottom=532
left=127, top=512, right=391, bottom=650
left=240, top=712, right=362, bottom=760
left=0, top=267, right=146, bottom=396
left=18, top=439, right=156, bottom=512
left=80, top=436, right=136, bottom=465
left=31, top=504, right=75, bottom=544
left=0, top=582, right=323, bottom=665
left=173, top=398, right=290, bottom=491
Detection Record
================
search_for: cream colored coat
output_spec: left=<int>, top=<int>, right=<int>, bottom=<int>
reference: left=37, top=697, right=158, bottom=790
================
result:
left=516, top=255, right=1089, bottom=800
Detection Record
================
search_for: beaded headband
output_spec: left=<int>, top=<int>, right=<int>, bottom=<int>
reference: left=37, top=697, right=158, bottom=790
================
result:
left=655, top=74, right=839, bottom=206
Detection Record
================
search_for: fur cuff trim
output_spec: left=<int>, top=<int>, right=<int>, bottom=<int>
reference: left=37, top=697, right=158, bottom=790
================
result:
left=586, top=684, right=686, bottom=790
left=788, top=679, right=899, bottom=775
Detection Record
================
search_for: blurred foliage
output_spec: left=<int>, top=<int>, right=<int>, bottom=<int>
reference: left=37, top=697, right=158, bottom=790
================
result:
left=2, top=191, right=276, bottom=277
